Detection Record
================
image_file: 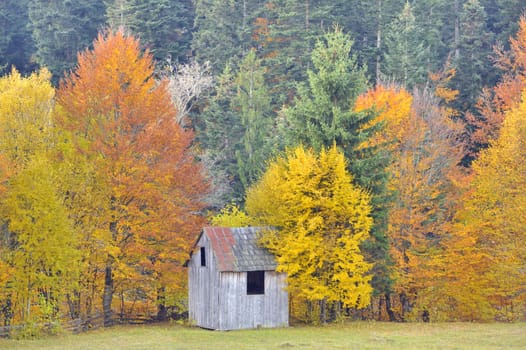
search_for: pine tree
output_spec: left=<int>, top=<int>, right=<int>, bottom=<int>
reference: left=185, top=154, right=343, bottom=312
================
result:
left=192, top=0, right=257, bottom=73
left=106, top=0, right=194, bottom=64
left=200, top=51, right=273, bottom=206
left=28, top=0, right=106, bottom=82
left=199, top=66, right=244, bottom=205
left=261, top=0, right=332, bottom=105
left=412, top=0, right=456, bottom=75
left=0, top=0, right=36, bottom=75
left=333, top=0, right=404, bottom=84
left=383, top=2, right=430, bottom=89
left=450, top=0, right=495, bottom=113
left=232, top=50, right=273, bottom=192
left=283, top=26, right=369, bottom=151
left=485, top=0, right=526, bottom=47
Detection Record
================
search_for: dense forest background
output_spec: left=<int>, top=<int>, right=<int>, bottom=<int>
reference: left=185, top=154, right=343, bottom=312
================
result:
left=1, top=0, right=526, bottom=333
left=2, top=0, right=524, bottom=112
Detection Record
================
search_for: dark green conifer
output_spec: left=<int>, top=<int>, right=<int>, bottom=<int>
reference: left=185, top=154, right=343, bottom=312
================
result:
left=28, top=0, right=106, bottom=82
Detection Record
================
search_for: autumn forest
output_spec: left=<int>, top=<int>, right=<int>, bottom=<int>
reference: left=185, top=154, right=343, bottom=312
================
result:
left=0, top=0, right=525, bottom=332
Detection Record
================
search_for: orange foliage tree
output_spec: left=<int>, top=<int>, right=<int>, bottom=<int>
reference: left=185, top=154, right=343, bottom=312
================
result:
left=356, top=85, right=465, bottom=320
left=441, top=91, right=526, bottom=322
left=471, top=16, right=526, bottom=156
left=57, top=29, right=208, bottom=323
left=391, top=89, right=466, bottom=321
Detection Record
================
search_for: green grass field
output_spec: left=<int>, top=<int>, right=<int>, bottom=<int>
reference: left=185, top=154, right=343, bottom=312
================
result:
left=1, top=322, right=525, bottom=350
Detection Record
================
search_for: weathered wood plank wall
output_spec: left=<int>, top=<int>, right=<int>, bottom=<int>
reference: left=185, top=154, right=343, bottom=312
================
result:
left=188, top=234, right=221, bottom=329
left=218, top=271, right=288, bottom=330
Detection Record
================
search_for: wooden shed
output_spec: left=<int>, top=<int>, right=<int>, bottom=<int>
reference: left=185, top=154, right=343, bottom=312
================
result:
left=186, top=227, right=288, bottom=330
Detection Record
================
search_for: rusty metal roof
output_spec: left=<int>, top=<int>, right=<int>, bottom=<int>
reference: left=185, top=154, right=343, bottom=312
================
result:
left=203, top=227, right=277, bottom=272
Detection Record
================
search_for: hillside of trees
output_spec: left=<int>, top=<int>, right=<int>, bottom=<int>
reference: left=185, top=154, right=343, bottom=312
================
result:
left=0, top=0, right=525, bottom=332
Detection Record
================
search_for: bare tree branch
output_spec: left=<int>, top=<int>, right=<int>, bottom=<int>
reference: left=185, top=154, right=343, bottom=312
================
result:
left=164, top=60, right=214, bottom=125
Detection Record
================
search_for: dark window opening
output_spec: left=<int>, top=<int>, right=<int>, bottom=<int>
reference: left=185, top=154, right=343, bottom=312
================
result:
left=200, top=247, right=206, bottom=267
left=247, top=271, right=265, bottom=295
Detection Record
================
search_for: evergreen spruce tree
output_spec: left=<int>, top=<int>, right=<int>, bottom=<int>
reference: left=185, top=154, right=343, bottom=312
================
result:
left=199, top=67, right=243, bottom=205
left=0, top=0, right=36, bottom=75
left=192, top=0, right=258, bottom=74
left=283, top=26, right=394, bottom=318
left=333, top=0, right=404, bottom=84
left=383, top=2, right=430, bottom=89
left=450, top=0, right=495, bottom=113
left=485, top=0, right=525, bottom=46
left=232, top=50, right=273, bottom=192
left=412, top=0, right=455, bottom=75
left=201, top=51, right=273, bottom=206
left=106, top=0, right=194, bottom=64
left=261, top=0, right=332, bottom=105
left=283, top=26, right=369, bottom=151
left=28, top=0, right=106, bottom=82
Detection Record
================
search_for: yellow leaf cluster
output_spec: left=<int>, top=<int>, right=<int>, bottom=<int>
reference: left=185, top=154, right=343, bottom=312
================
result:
left=446, top=91, right=526, bottom=321
left=246, top=145, right=373, bottom=312
left=429, top=64, right=460, bottom=117
left=210, top=204, right=254, bottom=227
left=354, top=84, right=413, bottom=148
left=0, top=68, right=55, bottom=169
left=0, top=69, right=83, bottom=323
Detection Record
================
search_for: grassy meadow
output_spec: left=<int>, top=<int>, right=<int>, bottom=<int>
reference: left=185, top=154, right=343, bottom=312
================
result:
left=0, top=322, right=524, bottom=350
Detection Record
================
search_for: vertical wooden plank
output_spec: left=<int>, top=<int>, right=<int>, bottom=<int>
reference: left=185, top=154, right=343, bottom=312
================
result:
left=188, top=233, right=224, bottom=330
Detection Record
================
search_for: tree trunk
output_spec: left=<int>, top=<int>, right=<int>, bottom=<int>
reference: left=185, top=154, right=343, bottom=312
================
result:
left=385, top=293, right=396, bottom=321
left=120, top=290, right=125, bottom=320
left=66, top=292, right=80, bottom=319
left=104, top=209, right=117, bottom=327
left=376, top=0, right=382, bottom=84
left=242, top=0, right=247, bottom=52
left=319, top=298, right=327, bottom=324
left=377, top=295, right=383, bottom=320
left=103, top=264, right=113, bottom=326
left=422, top=309, right=430, bottom=322
left=454, top=0, right=460, bottom=60
left=400, top=292, right=412, bottom=320
left=1, top=296, right=13, bottom=327
left=157, top=286, right=168, bottom=321
left=305, top=0, right=309, bottom=31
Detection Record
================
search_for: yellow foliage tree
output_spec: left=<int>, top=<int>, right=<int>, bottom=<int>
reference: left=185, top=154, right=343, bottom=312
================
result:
left=0, top=68, right=54, bottom=169
left=2, top=157, right=79, bottom=323
left=209, top=204, right=254, bottom=227
left=0, top=68, right=79, bottom=325
left=388, top=89, right=465, bottom=321
left=52, top=136, right=110, bottom=320
left=246, top=145, right=373, bottom=323
left=444, top=91, right=526, bottom=321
